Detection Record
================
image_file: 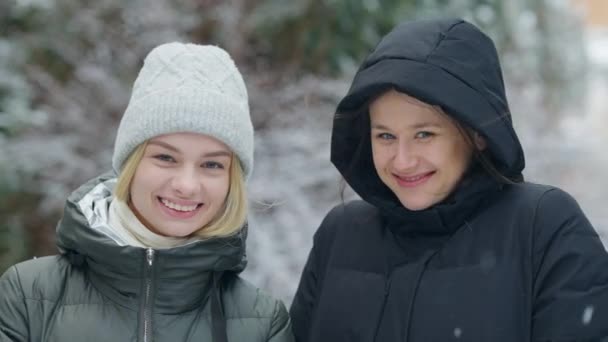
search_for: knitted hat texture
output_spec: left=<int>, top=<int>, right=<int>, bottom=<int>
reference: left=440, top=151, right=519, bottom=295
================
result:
left=112, top=42, right=253, bottom=178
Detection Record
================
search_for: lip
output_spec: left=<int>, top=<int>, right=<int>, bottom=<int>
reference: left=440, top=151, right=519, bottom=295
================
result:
left=157, top=197, right=203, bottom=219
left=393, top=171, right=434, bottom=188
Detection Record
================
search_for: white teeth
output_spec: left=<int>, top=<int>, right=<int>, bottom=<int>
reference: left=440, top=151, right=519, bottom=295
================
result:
left=161, top=198, right=198, bottom=212
left=400, top=174, right=427, bottom=182
left=404, top=175, right=423, bottom=181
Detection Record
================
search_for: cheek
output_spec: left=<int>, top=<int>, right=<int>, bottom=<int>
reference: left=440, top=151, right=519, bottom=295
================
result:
left=445, top=141, right=474, bottom=171
left=127, top=178, right=149, bottom=218
left=130, top=172, right=153, bottom=195
left=207, top=175, right=231, bottom=199
left=128, top=166, right=164, bottom=204
left=128, top=174, right=144, bottom=200
left=371, top=144, right=390, bottom=169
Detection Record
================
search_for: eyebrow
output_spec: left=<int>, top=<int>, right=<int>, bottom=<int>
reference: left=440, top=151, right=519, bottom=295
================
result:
left=203, top=151, right=232, bottom=158
left=371, top=122, right=442, bottom=130
left=148, top=140, right=179, bottom=152
left=148, top=141, right=232, bottom=158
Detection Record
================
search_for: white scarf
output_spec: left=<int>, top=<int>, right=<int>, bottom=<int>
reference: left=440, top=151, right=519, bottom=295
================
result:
left=108, top=198, right=197, bottom=249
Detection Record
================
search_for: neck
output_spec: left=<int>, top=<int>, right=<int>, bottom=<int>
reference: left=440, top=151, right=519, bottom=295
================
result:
left=108, top=198, right=197, bottom=249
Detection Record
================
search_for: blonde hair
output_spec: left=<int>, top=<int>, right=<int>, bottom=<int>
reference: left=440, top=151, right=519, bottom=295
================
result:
left=114, top=141, right=248, bottom=239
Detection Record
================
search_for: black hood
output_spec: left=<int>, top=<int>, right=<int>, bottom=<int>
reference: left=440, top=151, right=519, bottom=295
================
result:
left=331, top=18, right=525, bottom=233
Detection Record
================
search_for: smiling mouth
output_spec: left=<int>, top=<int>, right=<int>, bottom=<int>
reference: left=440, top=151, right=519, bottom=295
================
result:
left=158, top=197, right=203, bottom=212
left=393, top=171, right=434, bottom=187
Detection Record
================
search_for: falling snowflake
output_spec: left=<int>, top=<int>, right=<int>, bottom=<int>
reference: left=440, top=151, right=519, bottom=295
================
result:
left=582, top=305, right=594, bottom=325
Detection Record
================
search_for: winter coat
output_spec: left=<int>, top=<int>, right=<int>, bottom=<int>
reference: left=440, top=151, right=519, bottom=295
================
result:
left=0, top=174, right=294, bottom=342
left=290, top=18, right=608, bottom=342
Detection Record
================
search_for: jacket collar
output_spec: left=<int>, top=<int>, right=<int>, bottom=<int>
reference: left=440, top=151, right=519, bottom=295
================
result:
left=56, top=172, right=247, bottom=314
left=379, top=166, right=502, bottom=235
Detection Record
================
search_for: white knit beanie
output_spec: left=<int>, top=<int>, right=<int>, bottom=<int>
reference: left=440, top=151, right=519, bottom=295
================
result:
left=112, top=42, right=253, bottom=179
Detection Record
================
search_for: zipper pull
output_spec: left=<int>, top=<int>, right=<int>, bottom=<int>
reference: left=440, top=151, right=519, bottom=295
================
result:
left=146, top=248, right=154, bottom=266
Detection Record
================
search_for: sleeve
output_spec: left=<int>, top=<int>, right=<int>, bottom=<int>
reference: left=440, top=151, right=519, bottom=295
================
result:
left=289, top=205, right=340, bottom=342
left=0, top=266, right=29, bottom=341
left=531, top=188, right=608, bottom=341
left=266, top=300, right=294, bottom=342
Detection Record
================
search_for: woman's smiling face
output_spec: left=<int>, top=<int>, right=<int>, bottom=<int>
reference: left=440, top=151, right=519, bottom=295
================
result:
left=128, top=132, right=232, bottom=237
left=370, top=90, right=482, bottom=211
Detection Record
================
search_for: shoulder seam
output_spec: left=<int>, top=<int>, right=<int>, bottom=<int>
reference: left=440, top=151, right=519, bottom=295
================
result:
left=425, top=20, right=465, bottom=63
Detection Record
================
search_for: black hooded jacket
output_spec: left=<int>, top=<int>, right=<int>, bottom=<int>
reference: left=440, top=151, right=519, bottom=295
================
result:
left=290, top=18, right=608, bottom=342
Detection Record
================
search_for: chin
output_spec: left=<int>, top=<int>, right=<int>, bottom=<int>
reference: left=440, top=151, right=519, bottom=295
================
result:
left=168, top=228, right=199, bottom=238
left=400, top=199, right=433, bottom=211
left=150, top=225, right=195, bottom=238
left=404, top=205, right=431, bottom=211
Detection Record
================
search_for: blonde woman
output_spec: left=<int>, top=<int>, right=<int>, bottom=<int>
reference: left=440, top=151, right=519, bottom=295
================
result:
left=0, top=43, right=293, bottom=342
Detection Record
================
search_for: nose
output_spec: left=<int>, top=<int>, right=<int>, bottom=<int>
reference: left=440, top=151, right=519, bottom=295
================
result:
left=171, top=166, right=200, bottom=198
left=392, top=140, right=418, bottom=171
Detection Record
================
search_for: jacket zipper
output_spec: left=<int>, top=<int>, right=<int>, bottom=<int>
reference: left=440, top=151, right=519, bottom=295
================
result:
left=140, top=248, right=155, bottom=342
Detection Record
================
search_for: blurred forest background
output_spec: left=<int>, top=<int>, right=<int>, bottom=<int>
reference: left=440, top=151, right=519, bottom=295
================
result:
left=1, top=0, right=607, bottom=304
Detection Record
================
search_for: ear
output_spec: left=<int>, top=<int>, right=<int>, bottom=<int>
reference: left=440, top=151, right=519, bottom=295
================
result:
left=473, top=133, right=487, bottom=151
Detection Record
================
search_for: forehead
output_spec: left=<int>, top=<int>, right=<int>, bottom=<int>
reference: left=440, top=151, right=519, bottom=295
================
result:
left=369, top=90, right=455, bottom=127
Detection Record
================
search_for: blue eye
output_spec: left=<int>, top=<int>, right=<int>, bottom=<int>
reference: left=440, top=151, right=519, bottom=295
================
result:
left=376, top=132, right=396, bottom=140
left=154, top=154, right=175, bottom=162
left=202, top=161, right=225, bottom=169
left=415, top=131, right=434, bottom=139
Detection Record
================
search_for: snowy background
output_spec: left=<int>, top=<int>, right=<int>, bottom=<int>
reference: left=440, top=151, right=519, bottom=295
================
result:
left=1, top=0, right=606, bottom=304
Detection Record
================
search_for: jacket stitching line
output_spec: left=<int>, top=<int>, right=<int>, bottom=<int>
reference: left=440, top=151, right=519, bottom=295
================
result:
left=423, top=21, right=522, bottom=169
left=19, top=297, right=276, bottom=319
left=424, top=59, right=521, bottom=160
left=424, top=20, right=464, bottom=63
left=265, top=300, right=280, bottom=341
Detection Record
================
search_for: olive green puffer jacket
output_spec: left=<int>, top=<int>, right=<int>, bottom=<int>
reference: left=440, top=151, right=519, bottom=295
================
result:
left=0, top=174, right=294, bottom=342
